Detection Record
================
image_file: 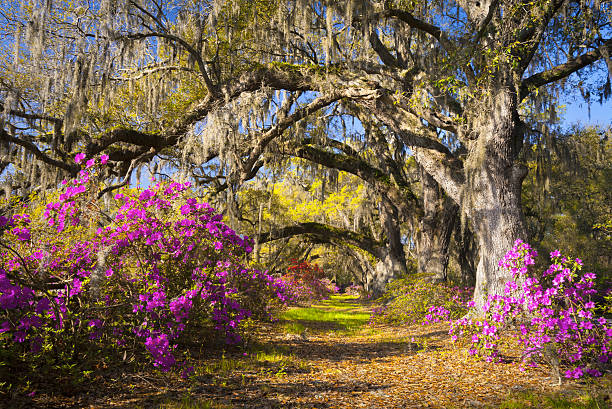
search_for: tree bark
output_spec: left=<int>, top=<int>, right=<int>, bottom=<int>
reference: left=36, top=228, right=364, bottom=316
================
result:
left=417, top=167, right=459, bottom=282
left=371, top=196, right=407, bottom=297
left=454, top=223, right=478, bottom=287
left=463, top=89, right=528, bottom=310
left=367, top=88, right=527, bottom=307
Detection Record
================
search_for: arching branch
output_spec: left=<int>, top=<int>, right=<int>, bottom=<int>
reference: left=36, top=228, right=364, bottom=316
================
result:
left=240, top=92, right=345, bottom=181
left=85, top=129, right=166, bottom=157
left=258, top=222, right=385, bottom=258
left=288, top=138, right=420, bottom=211
left=362, top=97, right=465, bottom=204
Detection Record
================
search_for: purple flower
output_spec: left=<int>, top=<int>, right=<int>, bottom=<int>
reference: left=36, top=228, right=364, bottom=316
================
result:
left=69, top=279, right=82, bottom=296
left=74, top=153, right=86, bottom=163
left=564, top=367, right=583, bottom=379
left=88, top=319, right=102, bottom=328
left=139, top=190, right=155, bottom=201
left=35, top=298, right=50, bottom=314
left=0, top=321, right=11, bottom=333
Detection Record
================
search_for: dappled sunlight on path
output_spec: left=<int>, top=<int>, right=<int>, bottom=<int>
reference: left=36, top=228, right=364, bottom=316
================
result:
left=235, top=295, right=611, bottom=408
left=20, top=295, right=611, bottom=408
left=254, top=324, right=558, bottom=408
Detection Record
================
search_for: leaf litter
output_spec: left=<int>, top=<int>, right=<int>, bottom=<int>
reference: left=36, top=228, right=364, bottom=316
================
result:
left=13, top=296, right=612, bottom=408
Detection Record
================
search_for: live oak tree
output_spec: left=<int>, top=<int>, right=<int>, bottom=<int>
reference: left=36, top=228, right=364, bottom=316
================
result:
left=1, top=0, right=457, bottom=293
left=1, top=0, right=610, bottom=306
left=239, top=165, right=403, bottom=293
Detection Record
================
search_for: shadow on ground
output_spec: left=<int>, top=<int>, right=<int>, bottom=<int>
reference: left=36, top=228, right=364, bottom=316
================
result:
left=264, top=338, right=423, bottom=362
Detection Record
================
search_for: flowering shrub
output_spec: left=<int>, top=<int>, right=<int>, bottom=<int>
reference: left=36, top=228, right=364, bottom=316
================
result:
left=450, top=240, right=611, bottom=378
left=320, top=278, right=340, bottom=295
left=280, top=260, right=337, bottom=304
left=344, top=283, right=364, bottom=297
left=0, top=154, right=290, bottom=377
left=369, top=275, right=472, bottom=326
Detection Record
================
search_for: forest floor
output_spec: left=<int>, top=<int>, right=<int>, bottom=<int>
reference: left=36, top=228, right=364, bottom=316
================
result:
left=12, top=295, right=612, bottom=409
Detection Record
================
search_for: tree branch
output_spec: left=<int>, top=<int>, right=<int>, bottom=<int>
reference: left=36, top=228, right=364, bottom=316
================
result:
left=515, top=0, right=567, bottom=74
left=0, top=128, right=77, bottom=175
left=289, top=138, right=420, bottom=210
left=258, top=222, right=385, bottom=258
left=369, top=29, right=400, bottom=67
left=122, top=32, right=217, bottom=95
left=379, top=8, right=454, bottom=52
left=85, top=128, right=166, bottom=157
left=0, top=102, right=63, bottom=125
left=112, top=65, right=198, bottom=81
left=363, top=97, right=465, bottom=204
left=240, top=92, right=345, bottom=181
left=97, top=149, right=156, bottom=198
left=520, top=39, right=612, bottom=101
left=240, top=86, right=381, bottom=182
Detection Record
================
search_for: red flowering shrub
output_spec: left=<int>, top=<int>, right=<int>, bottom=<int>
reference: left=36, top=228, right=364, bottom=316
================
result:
left=280, top=260, right=337, bottom=304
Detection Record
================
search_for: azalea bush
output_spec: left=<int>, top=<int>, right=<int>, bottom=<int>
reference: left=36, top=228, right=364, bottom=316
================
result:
left=0, top=154, right=290, bottom=384
left=344, top=283, right=364, bottom=297
left=280, top=260, right=337, bottom=304
left=369, top=274, right=472, bottom=326
left=450, top=240, right=611, bottom=379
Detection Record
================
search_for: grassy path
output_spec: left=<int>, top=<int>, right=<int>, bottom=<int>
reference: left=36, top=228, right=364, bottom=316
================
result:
left=232, top=295, right=611, bottom=408
left=23, top=295, right=611, bottom=408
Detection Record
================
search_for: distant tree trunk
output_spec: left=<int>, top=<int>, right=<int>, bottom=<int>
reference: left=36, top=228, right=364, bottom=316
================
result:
left=346, top=247, right=376, bottom=293
left=417, top=168, right=458, bottom=282
left=371, top=196, right=407, bottom=297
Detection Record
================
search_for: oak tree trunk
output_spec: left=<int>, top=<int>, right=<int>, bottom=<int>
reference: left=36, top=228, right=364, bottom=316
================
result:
left=417, top=168, right=459, bottom=282
left=454, top=223, right=478, bottom=287
left=464, top=89, right=528, bottom=310
left=371, top=196, right=407, bottom=297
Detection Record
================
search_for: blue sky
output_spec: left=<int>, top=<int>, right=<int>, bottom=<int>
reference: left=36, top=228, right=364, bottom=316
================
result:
left=563, top=100, right=612, bottom=128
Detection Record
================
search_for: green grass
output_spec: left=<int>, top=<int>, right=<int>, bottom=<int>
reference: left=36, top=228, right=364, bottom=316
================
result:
left=195, top=354, right=245, bottom=377
left=282, top=321, right=306, bottom=334
left=499, top=390, right=610, bottom=409
left=278, top=294, right=372, bottom=334
left=160, top=396, right=229, bottom=409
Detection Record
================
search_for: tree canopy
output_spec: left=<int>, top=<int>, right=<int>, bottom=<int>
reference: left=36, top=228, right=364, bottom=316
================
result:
left=1, top=0, right=611, bottom=303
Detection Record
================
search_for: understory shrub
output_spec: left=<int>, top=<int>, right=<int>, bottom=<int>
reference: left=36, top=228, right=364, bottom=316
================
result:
left=280, top=260, right=337, bottom=304
left=369, top=274, right=472, bottom=326
left=344, top=283, right=364, bottom=297
left=451, top=240, right=611, bottom=379
left=0, top=154, right=290, bottom=386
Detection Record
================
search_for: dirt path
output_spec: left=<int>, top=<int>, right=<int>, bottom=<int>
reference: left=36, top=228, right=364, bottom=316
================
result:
left=246, top=318, right=602, bottom=407
left=20, top=296, right=612, bottom=408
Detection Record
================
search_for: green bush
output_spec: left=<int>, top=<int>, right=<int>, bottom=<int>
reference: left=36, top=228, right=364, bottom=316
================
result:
left=370, top=274, right=472, bottom=326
